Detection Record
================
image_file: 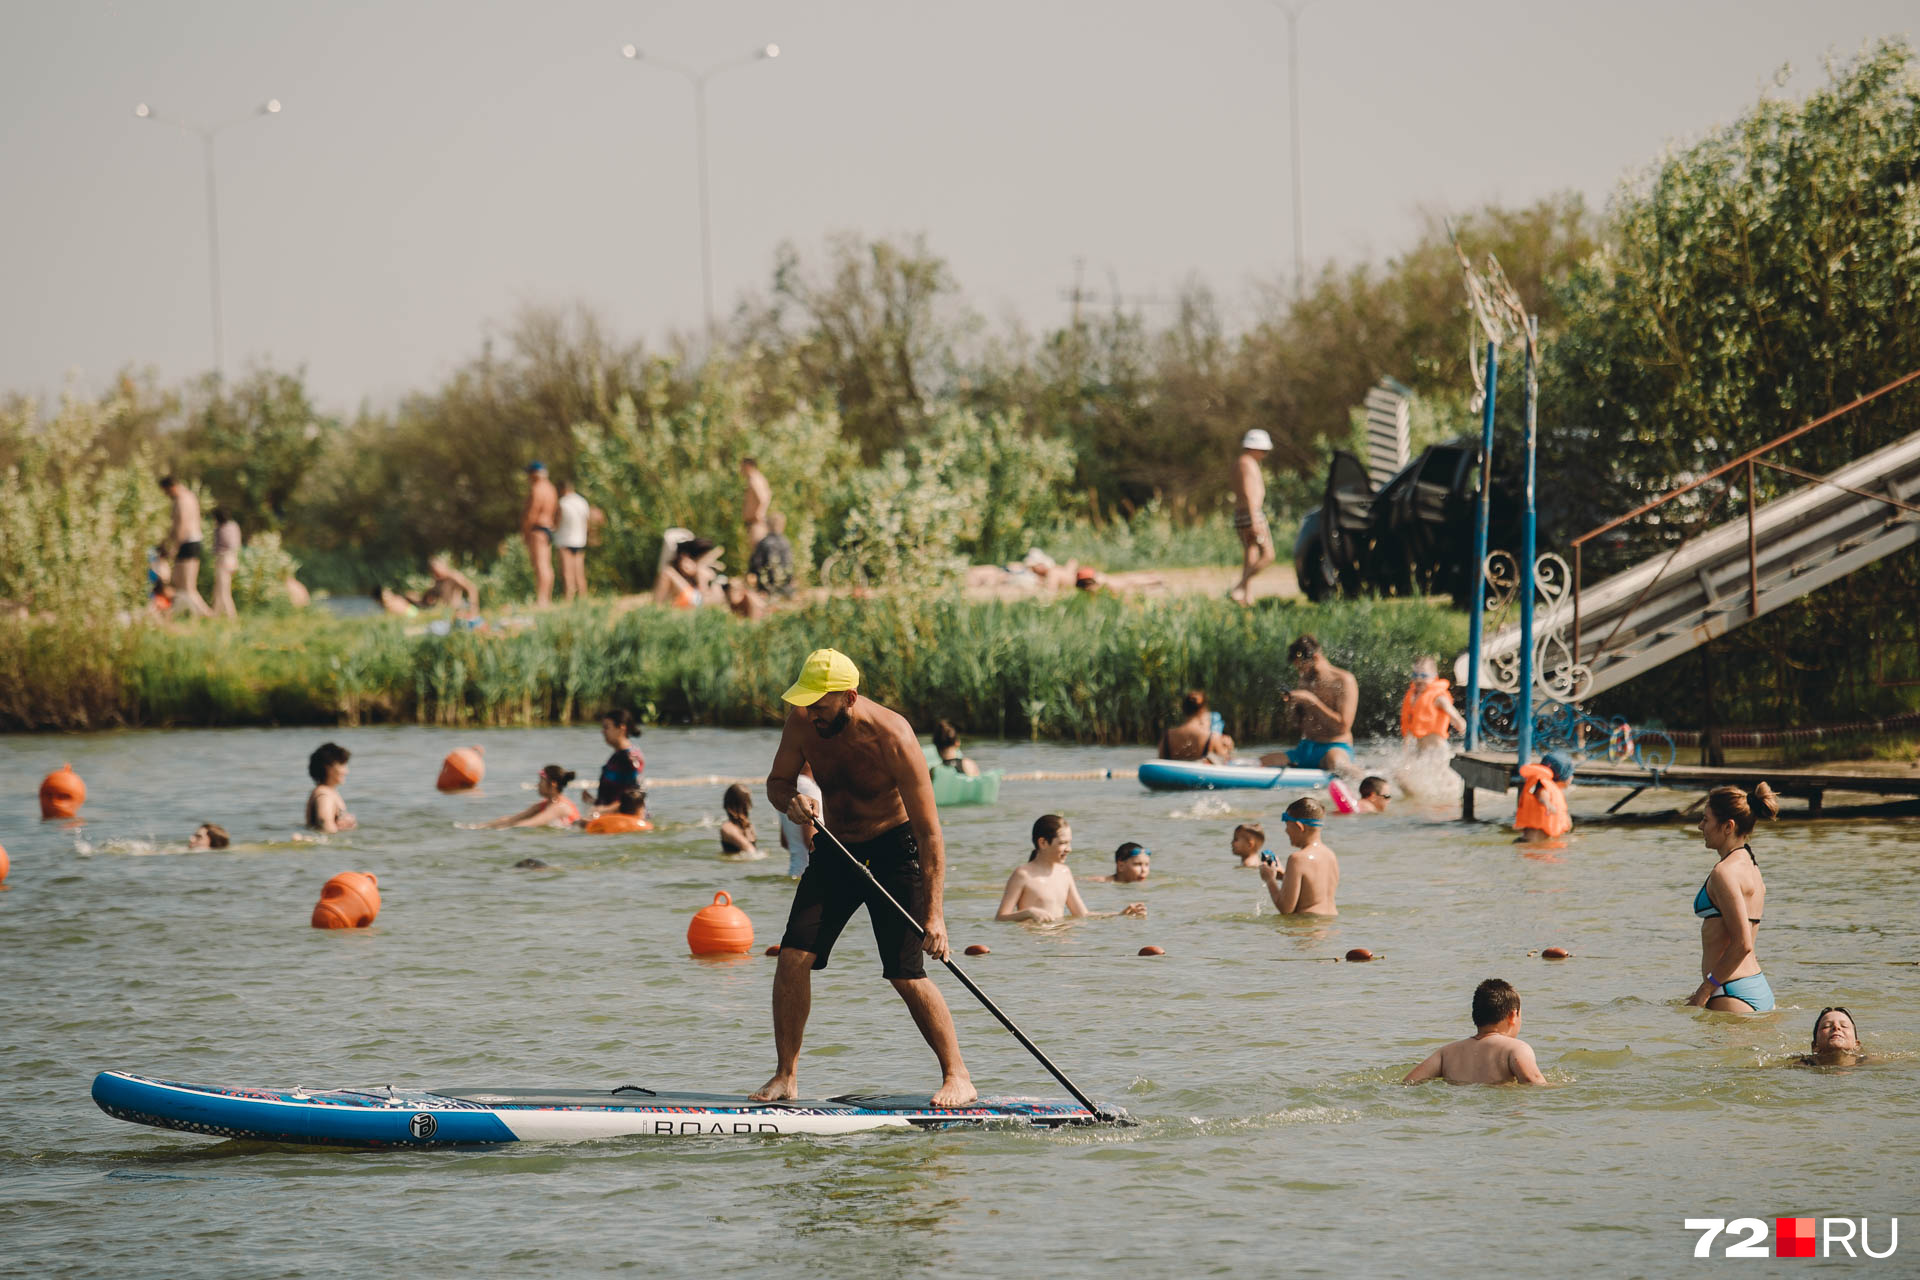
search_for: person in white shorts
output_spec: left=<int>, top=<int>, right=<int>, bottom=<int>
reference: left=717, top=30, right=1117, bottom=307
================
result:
left=555, top=479, right=591, bottom=602
left=779, top=770, right=823, bottom=877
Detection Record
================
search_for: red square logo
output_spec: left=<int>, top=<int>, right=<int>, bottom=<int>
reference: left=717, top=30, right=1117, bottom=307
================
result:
left=1776, top=1217, right=1816, bottom=1258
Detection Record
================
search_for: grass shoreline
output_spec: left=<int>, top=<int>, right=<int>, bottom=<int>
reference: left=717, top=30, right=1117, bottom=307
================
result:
left=2, top=594, right=1465, bottom=743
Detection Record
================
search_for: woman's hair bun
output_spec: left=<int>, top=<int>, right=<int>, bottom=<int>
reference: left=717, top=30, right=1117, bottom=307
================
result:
left=1751, top=780, right=1779, bottom=821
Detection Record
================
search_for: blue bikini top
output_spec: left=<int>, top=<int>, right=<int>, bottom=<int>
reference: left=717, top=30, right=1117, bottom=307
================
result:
left=1694, top=845, right=1761, bottom=923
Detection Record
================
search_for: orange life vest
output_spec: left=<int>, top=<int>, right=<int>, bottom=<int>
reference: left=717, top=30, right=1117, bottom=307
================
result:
left=1400, top=677, right=1454, bottom=739
left=1514, top=763, right=1571, bottom=837
left=585, top=812, right=653, bottom=834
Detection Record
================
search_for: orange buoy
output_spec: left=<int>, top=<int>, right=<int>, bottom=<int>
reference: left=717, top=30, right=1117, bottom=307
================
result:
left=1344, top=948, right=1374, bottom=962
left=0, top=841, right=8, bottom=883
left=311, top=871, right=381, bottom=929
left=39, top=764, right=86, bottom=819
left=688, top=890, right=754, bottom=956
left=436, top=746, right=485, bottom=792
left=583, top=813, right=653, bottom=834
left=963, top=944, right=990, bottom=956
left=1138, top=945, right=1165, bottom=956
left=764, top=945, right=781, bottom=956
left=1541, top=946, right=1571, bottom=960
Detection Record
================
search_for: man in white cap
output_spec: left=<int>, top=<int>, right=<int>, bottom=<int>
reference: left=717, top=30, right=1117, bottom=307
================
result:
left=1229, top=428, right=1275, bottom=605
left=752, top=648, right=975, bottom=1107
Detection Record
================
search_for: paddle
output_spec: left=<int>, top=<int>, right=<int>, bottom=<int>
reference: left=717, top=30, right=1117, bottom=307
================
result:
left=809, top=820, right=1129, bottom=1125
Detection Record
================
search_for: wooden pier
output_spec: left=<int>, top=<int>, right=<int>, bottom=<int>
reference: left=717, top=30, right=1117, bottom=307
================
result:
left=1451, top=750, right=1920, bottom=820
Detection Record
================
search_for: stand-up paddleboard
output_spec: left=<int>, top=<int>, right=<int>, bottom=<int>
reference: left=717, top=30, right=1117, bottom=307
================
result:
left=91, top=1071, right=1114, bottom=1145
left=1136, top=760, right=1333, bottom=792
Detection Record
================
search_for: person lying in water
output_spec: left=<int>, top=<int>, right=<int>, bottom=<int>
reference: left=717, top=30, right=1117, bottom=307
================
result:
left=995, top=815, right=1145, bottom=923
left=476, top=765, right=580, bottom=829
left=1800, top=1006, right=1865, bottom=1066
left=1403, top=978, right=1547, bottom=1086
left=1089, top=841, right=1150, bottom=884
left=1258, top=797, right=1338, bottom=916
left=187, top=822, right=230, bottom=850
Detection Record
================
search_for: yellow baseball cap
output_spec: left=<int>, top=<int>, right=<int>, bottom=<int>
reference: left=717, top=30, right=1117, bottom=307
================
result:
left=781, top=648, right=860, bottom=706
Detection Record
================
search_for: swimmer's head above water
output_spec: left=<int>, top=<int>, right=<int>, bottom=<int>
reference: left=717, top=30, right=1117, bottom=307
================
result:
left=1282, top=797, right=1326, bottom=846
left=308, top=742, right=350, bottom=786
left=1810, top=1006, right=1861, bottom=1062
left=1230, top=823, right=1266, bottom=865
left=1699, top=780, right=1779, bottom=851
left=1112, top=842, right=1150, bottom=883
left=1030, top=813, right=1070, bottom=863
left=188, top=822, right=229, bottom=851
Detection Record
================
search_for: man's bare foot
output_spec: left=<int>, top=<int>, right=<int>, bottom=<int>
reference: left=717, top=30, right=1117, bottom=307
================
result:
left=928, top=1074, right=977, bottom=1108
left=749, top=1074, right=798, bottom=1102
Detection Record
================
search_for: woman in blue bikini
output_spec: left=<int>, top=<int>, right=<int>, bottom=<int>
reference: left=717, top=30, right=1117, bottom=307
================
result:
left=1687, top=781, right=1778, bottom=1013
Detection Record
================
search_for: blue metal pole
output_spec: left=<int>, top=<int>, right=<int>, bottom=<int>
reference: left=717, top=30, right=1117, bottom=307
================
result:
left=1464, top=339, right=1498, bottom=753
left=1515, top=316, right=1539, bottom=766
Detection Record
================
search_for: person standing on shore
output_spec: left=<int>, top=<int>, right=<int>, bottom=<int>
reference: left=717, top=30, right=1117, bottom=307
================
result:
left=555, top=479, right=591, bottom=603
left=160, top=476, right=213, bottom=617
left=748, top=512, right=795, bottom=600
left=1228, top=429, right=1274, bottom=606
left=210, top=508, right=241, bottom=618
left=741, top=457, right=773, bottom=548
left=520, top=462, right=558, bottom=608
left=753, top=648, right=975, bottom=1107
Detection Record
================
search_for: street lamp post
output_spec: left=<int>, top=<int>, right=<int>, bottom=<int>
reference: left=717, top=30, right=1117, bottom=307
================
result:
left=134, top=99, right=281, bottom=379
left=621, top=42, right=778, bottom=338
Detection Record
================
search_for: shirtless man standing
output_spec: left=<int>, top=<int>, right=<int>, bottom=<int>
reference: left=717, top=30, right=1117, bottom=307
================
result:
left=741, top=457, right=773, bottom=548
left=754, top=649, right=975, bottom=1107
left=1261, top=635, right=1358, bottom=774
left=1258, top=797, right=1339, bottom=915
left=1403, top=979, right=1547, bottom=1086
left=160, top=476, right=213, bottom=617
left=1228, top=429, right=1274, bottom=605
left=520, top=462, right=558, bottom=608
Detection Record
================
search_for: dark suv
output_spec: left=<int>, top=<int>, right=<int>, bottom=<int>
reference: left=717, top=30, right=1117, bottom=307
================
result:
left=1292, top=437, right=1518, bottom=607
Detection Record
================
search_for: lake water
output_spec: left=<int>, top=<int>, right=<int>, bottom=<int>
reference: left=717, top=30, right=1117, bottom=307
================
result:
left=2, top=725, right=1915, bottom=1276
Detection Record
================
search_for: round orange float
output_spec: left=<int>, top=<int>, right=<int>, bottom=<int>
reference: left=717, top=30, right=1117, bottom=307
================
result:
left=688, top=890, right=753, bottom=956
left=436, top=746, right=485, bottom=792
left=39, top=764, right=86, bottom=819
left=1344, top=948, right=1374, bottom=962
left=311, top=871, right=382, bottom=929
left=1138, top=945, right=1165, bottom=956
left=963, top=944, right=990, bottom=956
left=764, top=945, right=781, bottom=956
left=584, top=812, right=653, bottom=834
left=1541, top=946, right=1571, bottom=960
left=0, top=841, right=9, bottom=883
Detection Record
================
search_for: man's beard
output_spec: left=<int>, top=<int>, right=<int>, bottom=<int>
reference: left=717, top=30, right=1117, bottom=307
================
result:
left=812, top=708, right=852, bottom=738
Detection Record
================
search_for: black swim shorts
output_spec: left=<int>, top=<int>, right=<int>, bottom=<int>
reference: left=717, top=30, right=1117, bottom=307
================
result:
left=780, top=822, right=926, bottom=980
left=175, top=540, right=203, bottom=561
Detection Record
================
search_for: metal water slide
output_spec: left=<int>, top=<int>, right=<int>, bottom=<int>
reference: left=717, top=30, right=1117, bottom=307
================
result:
left=1476, top=424, right=1920, bottom=701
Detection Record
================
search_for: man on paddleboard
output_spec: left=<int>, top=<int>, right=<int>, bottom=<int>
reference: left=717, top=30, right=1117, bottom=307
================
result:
left=753, top=648, right=976, bottom=1107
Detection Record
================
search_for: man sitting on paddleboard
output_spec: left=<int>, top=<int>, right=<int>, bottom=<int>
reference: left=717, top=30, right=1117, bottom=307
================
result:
left=1259, top=635, right=1358, bottom=775
left=754, top=649, right=976, bottom=1108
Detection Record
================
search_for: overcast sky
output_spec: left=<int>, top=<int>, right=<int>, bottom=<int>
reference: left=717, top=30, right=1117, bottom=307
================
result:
left=2, top=0, right=1911, bottom=410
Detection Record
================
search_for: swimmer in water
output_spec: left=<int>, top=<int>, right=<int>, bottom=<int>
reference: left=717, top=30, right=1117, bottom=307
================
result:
left=1089, top=841, right=1151, bottom=884
left=1687, top=782, right=1777, bottom=1013
left=1801, top=1006, right=1865, bottom=1066
left=1403, top=978, right=1547, bottom=1085
left=476, top=765, right=581, bottom=829
left=187, top=822, right=230, bottom=850
left=995, top=815, right=1145, bottom=923
left=1229, top=823, right=1269, bottom=868
left=719, top=783, right=764, bottom=858
left=1355, top=776, right=1392, bottom=813
left=1258, top=796, right=1339, bottom=916
left=305, top=743, right=357, bottom=833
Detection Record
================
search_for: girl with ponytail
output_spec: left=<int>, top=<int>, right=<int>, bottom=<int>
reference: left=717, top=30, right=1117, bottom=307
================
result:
left=1687, top=781, right=1778, bottom=1012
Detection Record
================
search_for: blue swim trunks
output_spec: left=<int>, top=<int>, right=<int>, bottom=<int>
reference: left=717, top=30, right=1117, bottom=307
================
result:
left=1717, top=972, right=1775, bottom=1013
left=1285, top=739, right=1354, bottom=769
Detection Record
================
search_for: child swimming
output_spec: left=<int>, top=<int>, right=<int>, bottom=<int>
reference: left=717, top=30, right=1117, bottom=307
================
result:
left=995, top=815, right=1145, bottom=923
